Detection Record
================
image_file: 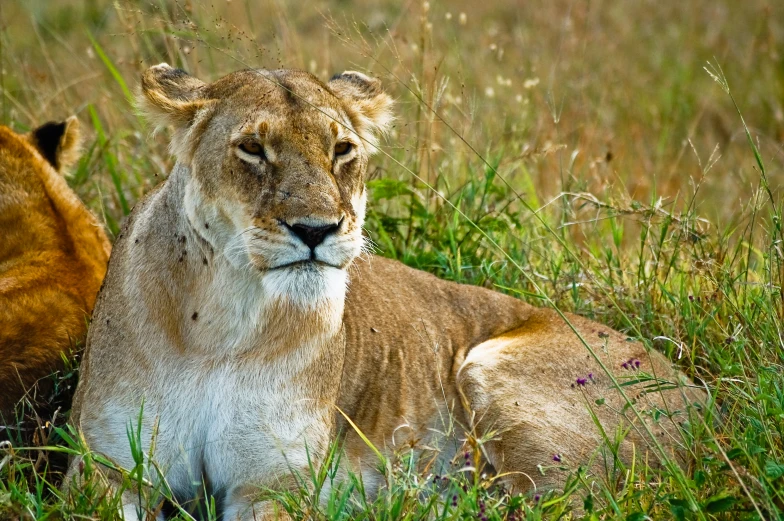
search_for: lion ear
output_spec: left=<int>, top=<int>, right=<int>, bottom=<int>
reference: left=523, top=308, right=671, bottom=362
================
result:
left=30, top=116, right=82, bottom=172
left=328, top=71, right=393, bottom=154
left=139, top=63, right=208, bottom=130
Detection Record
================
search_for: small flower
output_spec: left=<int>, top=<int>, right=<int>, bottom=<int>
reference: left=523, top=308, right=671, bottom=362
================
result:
left=621, top=361, right=629, bottom=369
left=459, top=12, right=467, bottom=25
left=588, top=372, right=594, bottom=381
left=464, top=451, right=471, bottom=460
left=534, top=494, right=541, bottom=502
left=523, top=77, right=540, bottom=89
left=552, top=453, right=562, bottom=462
left=688, top=295, right=694, bottom=301
left=576, top=377, right=587, bottom=386
left=634, top=359, right=641, bottom=368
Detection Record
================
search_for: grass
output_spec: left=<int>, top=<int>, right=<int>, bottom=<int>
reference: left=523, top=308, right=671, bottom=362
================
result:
left=1, top=0, right=783, bottom=519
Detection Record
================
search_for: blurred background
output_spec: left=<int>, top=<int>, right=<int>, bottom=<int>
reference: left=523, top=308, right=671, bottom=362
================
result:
left=1, top=0, right=782, bottom=226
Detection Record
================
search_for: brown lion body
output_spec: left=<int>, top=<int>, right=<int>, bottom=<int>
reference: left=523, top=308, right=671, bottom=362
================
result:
left=0, top=119, right=110, bottom=420
left=68, top=66, right=704, bottom=520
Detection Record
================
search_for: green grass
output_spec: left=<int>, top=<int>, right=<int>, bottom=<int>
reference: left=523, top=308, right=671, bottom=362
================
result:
left=1, top=0, right=783, bottom=519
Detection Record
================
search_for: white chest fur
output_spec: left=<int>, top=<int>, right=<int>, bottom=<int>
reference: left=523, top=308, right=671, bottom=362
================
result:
left=84, top=220, right=342, bottom=504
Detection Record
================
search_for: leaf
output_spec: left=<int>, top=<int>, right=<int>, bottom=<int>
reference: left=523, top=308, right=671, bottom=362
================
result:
left=626, top=513, right=646, bottom=521
left=583, top=493, right=594, bottom=512
left=765, top=459, right=784, bottom=479
left=704, top=494, right=737, bottom=513
left=367, top=178, right=414, bottom=200
left=669, top=498, right=689, bottom=521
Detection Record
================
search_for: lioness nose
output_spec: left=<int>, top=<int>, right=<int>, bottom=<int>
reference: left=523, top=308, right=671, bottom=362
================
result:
left=284, top=220, right=341, bottom=250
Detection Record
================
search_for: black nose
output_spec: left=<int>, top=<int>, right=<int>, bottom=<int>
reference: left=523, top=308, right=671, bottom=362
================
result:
left=284, top=220, right=341, bottom=250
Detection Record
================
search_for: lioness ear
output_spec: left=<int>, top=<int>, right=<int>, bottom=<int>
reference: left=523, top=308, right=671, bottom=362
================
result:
left=139, top=63, right=208, bottom=130
left=29, top=116, right=81, bottom=172
left=328, top=71, right=393, bottom=154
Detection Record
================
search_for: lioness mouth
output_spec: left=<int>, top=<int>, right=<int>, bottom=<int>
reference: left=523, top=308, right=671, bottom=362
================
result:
left=269, top=259, right=339, bottom=271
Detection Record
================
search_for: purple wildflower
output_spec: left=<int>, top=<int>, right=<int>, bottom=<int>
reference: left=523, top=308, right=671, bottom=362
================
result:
left=534, top=494, right=541, bottom=502
left=552, top=453, right=562, bottom=462
left=621, top=361, right=629, bottom=369
left=576, top=377, right=587, bottom=386
left=634, top=359, right=641, bottom=368
left=588, top=372, right=594, bottom=381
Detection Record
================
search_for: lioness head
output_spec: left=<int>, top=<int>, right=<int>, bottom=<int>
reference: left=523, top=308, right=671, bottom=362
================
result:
left=140, top=65, right=392, bottom=308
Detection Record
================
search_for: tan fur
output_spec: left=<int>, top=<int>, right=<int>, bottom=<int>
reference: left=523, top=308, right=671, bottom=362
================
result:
left=0, top=118, right=111, bottom=420
left=69, top=66, right=704, bottom=520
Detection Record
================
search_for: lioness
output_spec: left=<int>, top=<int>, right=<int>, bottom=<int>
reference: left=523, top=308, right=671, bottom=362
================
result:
left=69, top=65, right=703, bottom=520
left=0, top=117, right=110, bottom=420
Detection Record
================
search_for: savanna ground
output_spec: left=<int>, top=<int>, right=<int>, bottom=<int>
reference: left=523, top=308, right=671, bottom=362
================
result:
left=1, top=0, right=783, bottom=519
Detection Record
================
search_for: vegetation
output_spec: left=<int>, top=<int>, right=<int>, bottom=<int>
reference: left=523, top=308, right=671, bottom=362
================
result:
left=1, top=0, right=783, bottom=519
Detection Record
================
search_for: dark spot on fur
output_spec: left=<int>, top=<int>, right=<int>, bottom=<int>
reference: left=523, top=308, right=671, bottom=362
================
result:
left=178, top=235, right=186, bottom=243
left=204, top=222, right=209, bottom=229
left=32, top=121, right=66, bottom=169
left=202, top=257, right=208, bottom=265
left=135, top=239, right=140, bottom=244
left=106, top=319, right=110, bottom=325
left=191, top=312, right=198, bottom=321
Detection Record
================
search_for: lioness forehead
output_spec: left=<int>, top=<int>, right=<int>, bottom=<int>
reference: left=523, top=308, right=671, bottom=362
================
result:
left=208, top=70, right=342, bottom=114
left=204, top=69, right=351, bottom=145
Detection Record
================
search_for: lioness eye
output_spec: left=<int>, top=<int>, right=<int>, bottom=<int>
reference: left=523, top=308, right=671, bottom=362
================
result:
left=239, top=141, right=265, bottom=158
left=334, top=142, right=352, bottom=156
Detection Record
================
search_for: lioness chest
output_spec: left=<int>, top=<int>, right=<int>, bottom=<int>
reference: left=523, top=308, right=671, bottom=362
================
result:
left=80, top=234, right=341, bottom=500
left=87, top=346, right=336, bottom=498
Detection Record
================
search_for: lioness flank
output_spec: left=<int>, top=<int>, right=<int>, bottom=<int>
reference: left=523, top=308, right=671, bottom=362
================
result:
left=0, top=117, right=110, bottom=420
left=68, top=65, right=705, bottom=520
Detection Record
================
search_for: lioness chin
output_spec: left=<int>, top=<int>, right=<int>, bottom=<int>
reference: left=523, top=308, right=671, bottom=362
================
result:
left=67, top=64, right=704, bottom=520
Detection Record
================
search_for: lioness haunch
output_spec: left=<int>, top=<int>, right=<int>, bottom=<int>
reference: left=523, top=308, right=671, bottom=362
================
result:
left=67, top=65, right=704, bottom=520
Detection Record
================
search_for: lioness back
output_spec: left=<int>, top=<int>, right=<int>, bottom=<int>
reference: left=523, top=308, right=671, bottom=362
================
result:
left=0, top=119, right=110, bottom=420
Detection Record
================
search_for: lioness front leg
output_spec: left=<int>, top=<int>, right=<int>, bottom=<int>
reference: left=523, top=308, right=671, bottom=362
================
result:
left=223, top=485, right=292, bottom=521
left=457, top=308, right=704, bottom=493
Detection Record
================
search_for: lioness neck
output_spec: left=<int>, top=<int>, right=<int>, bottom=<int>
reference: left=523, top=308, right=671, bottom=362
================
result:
left=125, top=163, right=346, bottom=359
